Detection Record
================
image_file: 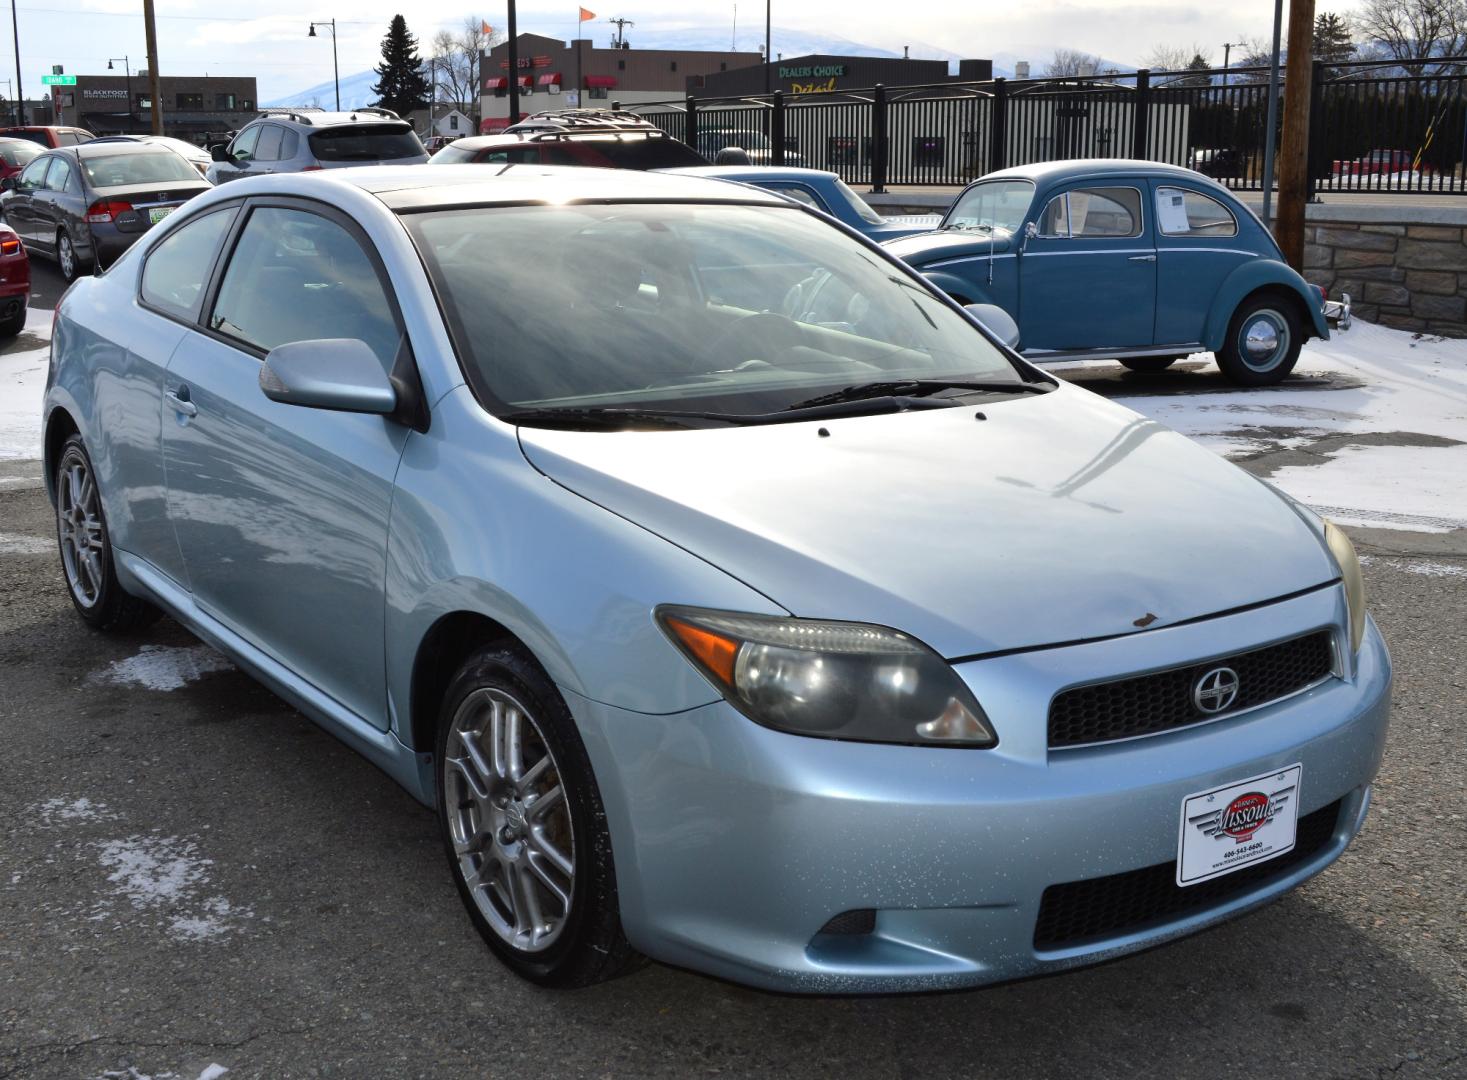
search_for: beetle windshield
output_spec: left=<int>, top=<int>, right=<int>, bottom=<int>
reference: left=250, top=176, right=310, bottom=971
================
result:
left=944, top=180, right=1034, bottom=235
left=406, top=202, right=1026, bottom=420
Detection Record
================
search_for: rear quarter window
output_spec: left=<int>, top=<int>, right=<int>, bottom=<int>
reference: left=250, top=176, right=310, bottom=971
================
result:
left=309, top=124, right=424, bottom=162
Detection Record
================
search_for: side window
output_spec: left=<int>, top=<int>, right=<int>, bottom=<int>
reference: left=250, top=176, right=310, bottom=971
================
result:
left=231, top=125, right=261, bottom=161
left=279, top=129, right=299, bottom=160
left=1037, top=187, right=1142, bottom=239
left=17, top=158, right=49, bottom=192
left=1155, top=186, right=1238, bottom=238
left=254, top=125, right=284, bottom=162
left=140, top=207, right=239, bottom=321
left=207, top=206, right=402, bottom=369
left=44, top=157, right=73, bottom=191
left=769, top=185, right=827, bottom=212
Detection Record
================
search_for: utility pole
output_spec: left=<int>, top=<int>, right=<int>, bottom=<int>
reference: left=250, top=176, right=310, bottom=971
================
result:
left=308, top=20, right=339, bottom=110
left=1275, top=0, right=1316, bottom=268
left=507, top=0, right=520, bottom=124
left=1260, top=0, right=1285, bottom=225
left=142, top=0, right=162, bottom=133
left=764, top=0, right=771, bottom=94
left=1221, top=40, right=1245, bottom=85
left=11, top=0, right=24, bottom=125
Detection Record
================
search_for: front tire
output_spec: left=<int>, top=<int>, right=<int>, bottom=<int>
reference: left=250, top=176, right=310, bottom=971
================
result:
left=1216, top=297, right=1303, bottom=386
left=54, top=434, right=161, bottom=632
left=436, top=643, right=639, bottom=987
left=1118, top=356, right=1180, bottom=373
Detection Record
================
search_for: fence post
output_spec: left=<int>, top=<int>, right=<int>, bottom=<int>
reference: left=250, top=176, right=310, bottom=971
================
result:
left=871, top=83, right=888, bottom=193
left=989, top=77, right=1007, bottom=172
left=686, top=94, right=698, bottom=150
left=1131, top=68, right=1151, bottom=159
left=1306, top=59, right=1325, bottom=200
left=771, top=90, right=785, bottom=165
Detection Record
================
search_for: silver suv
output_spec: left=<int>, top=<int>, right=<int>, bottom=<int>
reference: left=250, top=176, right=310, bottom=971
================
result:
left=207, top=107, right=427, bottom=183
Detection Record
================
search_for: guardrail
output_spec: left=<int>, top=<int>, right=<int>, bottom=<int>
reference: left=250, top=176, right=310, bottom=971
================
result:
left=620, top=58, right=1467, bottom=195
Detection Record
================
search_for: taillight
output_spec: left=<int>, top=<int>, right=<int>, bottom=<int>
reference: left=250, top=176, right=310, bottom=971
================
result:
left=1312, top=284, right=1327, bottom=309
left=0, top=234, right=19, bottom=255
left=86, top=199, right=134, bottom=223
left=301, top=165, right=324, bottom=172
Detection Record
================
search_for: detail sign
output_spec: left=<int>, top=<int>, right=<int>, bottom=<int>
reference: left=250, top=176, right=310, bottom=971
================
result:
left=41, top=74, right=77, bottom=86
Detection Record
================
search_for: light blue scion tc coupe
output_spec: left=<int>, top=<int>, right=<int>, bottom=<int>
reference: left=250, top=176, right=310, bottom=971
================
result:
left=44, top=165, right=1391, bottom=993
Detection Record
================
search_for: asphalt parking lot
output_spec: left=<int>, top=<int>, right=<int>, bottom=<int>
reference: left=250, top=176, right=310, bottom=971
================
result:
left=2, top=261, right=1465, bottom=1079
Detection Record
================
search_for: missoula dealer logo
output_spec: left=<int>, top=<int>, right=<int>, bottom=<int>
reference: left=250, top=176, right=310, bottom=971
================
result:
left=1218, top=791, right=1272, bottom=841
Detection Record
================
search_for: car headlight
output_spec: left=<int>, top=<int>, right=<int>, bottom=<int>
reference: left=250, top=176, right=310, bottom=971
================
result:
left=657, top=606, right=997, bottom=748
left=1323, top=520, right=1367, bottom=653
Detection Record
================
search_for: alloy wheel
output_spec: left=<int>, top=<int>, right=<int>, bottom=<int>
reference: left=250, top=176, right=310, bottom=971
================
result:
left=58, top=233, right=76, bottom=280
left=57, top=451, right=104, bottom=608
left=443, top=687, right=576, bottom=954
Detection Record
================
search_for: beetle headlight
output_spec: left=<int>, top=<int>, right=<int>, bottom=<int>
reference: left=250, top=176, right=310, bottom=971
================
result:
left=1323, top=520, right=1367, bottom=653
left=657, top=607, right=997, bottom=747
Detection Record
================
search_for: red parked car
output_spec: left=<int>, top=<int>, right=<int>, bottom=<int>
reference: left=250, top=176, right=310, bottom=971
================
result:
left=0, top=221, right=30, bottom=337
left=1333, top=149, right=1430, bottom=176
left=0, top=125, right=95, bottom=149
left=0, top=136, right=42, bottom=182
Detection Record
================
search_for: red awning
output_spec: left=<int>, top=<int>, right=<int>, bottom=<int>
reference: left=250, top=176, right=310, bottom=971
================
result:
left=516, top=74, right=533, bottom=88
left=538, top=73, right=561, bottom=86
left=484, top=76, right=508, bottom=90
left=481, top=117, right=512, bottom=133
left=584, top=75, right=617, bottom=89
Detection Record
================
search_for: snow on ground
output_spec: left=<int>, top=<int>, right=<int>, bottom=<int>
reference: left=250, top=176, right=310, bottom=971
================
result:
left=90, top=644, right=235, bottom=691
left=0, top=318, right=48, bottom=461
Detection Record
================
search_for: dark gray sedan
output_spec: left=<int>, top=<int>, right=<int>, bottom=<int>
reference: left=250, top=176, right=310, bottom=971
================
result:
left=0, top=142, right=210, bottom=280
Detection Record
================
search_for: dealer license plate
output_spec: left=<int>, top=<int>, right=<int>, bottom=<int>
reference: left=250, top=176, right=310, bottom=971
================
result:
left=148, top=206, right=176, bottom=225
left=1177, top=764, right=1302, bottom=887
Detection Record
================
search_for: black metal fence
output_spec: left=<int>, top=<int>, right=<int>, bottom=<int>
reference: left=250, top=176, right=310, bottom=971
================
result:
left=622, top=58, right=1467, bottom=195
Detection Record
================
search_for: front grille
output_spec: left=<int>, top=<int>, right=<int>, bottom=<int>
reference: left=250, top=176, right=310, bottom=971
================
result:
left=817, top=909, right=877, bottom=936
left=1048, top=630, right=1335, bottom=748
left=1033, top=799, right=1342, bottom=951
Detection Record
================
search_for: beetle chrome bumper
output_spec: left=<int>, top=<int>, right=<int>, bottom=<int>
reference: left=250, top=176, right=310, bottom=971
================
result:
left=1323, top=291, right=1352, bottom=331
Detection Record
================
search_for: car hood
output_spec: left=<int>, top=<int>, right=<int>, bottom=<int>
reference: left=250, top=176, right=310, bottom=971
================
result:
left=516, top=387, right=1337, bottom=659
left=882, top=230, right=1013, bottom=264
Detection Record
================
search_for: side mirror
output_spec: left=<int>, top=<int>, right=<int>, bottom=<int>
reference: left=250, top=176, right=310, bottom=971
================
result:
left=260, top=339, right=397, bottom=415
left=1020, top=220, right=1037, bottom=254
left=965, top=303, right=1021, bottom=350
left=0, top=176, right=14, bottom=192
left=210, top=144, right=230, bottom=162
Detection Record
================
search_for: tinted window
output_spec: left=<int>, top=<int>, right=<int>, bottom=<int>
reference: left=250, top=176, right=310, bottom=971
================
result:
left=307, top=124, right=424, bottom=162
left=141, top=207, right=238, bottom=320
left=0, top=139, right=39, bottom=167
left=4, top=130, right=51, bottom=147
left=254, top=125, right=284, bottom=162
left=1155, top=186, right=1238, bottom=237
left=44, top=157, right=73, bottom=191
left=280, top=129, right=300, bottom=160
left=209, top=207, right=401, bottom=367
left=231, top=125, right=261, bottom=160
left=17, top=157, right=49, bottom=191
left=58, top=131, right=83, bottom=146
left=81, top=152, right=200, bottom=187
left=406, top=203, right=1022, bottom=415
left=562, top=135, right=704, bottom=169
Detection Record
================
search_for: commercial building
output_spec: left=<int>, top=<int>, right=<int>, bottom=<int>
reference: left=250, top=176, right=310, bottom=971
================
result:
left=47, top=73, right=259, bottom=143
left=688, top=53, right=994, bottom=98
left=479, top=33, right=760, bottom=131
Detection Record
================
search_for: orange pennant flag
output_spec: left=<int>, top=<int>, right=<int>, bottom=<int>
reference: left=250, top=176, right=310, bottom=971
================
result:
left=579, top=7, right=596, bottom=21
left=481, top=20, right=493, bottom=34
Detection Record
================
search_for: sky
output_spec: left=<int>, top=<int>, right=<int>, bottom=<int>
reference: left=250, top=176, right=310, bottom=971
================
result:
left=5, top=0, right=1365, bottom=105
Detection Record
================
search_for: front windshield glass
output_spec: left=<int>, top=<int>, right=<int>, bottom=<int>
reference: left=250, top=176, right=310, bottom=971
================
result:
left=407, top=202, right=1023, bottom=419
left=831, top=178, right=883, bottom=225
left=944, top=179, right=1035, bottom=234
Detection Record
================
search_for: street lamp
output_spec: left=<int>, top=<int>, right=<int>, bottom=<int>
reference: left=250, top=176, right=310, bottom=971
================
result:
left=107, top=56, right=132, bottom=133
left=308, top=19, right=340, bottom=110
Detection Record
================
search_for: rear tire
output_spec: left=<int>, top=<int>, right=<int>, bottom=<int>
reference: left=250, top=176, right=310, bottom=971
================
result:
left=0, top=304, right=23, bottom=338
left=1118, top=356, right=1180, bottom=373
left=436, top=643, right=640, bottom=987
left=57, top=229, right=88, bottom=283
left=1216, top=296, right=1303, bottom=386
left=54, top=434, right=162, bottom=632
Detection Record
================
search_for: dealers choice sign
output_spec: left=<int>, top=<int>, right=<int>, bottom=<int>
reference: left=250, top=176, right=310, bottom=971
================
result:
left=778, top=63, right=847, bottom=94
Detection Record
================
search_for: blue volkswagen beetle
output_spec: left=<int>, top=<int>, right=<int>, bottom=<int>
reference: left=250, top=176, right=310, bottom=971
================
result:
left=885, top=160, right=1346, bottom=385
left=668, top=165, right=940, bottom=241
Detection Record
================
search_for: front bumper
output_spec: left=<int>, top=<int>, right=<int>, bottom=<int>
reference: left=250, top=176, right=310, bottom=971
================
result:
left=571, top=585, right=1390, bottom=993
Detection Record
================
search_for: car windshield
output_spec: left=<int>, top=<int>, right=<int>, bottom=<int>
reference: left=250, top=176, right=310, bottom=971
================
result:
left=0, top=139, right=39, bottom=167
left=828, top=177, right=883, bottom=225
left=430, top=143, right=477, bottom=164
left=3, top=130, right=50, bottom=147
left=309, top=124, right=424, bottom=162
left=80, top=151, right=201, bottom=186
left=944, top=179, right=1034, bottom=234
left=406, top=202, right=1024, bottom=421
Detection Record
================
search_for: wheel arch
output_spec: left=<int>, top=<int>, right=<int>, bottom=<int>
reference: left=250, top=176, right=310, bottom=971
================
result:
left=407, top=609, right=529, bottom=759
left=1203, top=263, right=1327, bottom=351
left=43, top=406, right=79, bottom=506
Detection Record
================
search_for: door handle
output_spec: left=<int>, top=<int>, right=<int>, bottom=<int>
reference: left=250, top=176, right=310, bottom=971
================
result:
left=1128, top=254, right=1157, bottom=262
left=165, top=388, right=197, bottom=417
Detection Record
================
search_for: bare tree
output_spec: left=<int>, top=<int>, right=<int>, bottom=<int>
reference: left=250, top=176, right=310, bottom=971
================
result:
left=430, top=16, right=503, bottom=128
left=1354, top=0, right=1467, bottom=73
left=1043, top=48, right=1103, bottom=78
left=1143, top=44, right=1205, bottom=73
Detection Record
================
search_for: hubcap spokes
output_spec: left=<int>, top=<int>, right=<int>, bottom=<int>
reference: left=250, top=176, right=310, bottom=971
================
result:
left=1241, top=312, right=1287, bottom=370
left=60, top=238, right=74, bottom=278
left=445, top=688, right=574, bottom=953
left=57, top=457, right=103, bottom=607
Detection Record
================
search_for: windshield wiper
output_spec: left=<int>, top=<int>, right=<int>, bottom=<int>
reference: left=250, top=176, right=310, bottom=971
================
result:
left=786, top=378, right=1053, bottom=411
left=500, top=406, right=742, bottom=430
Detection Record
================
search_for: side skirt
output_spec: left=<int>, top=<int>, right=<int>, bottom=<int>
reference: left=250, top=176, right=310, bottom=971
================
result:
left=1023, top=343, right=1206, bottom=364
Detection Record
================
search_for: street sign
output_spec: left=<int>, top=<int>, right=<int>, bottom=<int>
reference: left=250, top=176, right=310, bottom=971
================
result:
left=41, top=74, right=77, bottom=86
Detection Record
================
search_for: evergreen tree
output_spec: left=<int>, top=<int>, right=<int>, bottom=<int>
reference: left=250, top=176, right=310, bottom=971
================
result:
left=1174, top=52, right=1213, bottom=87
left=1314, top=12, right=1356, bottom=77
left=371, top=15, right=431, bottom=117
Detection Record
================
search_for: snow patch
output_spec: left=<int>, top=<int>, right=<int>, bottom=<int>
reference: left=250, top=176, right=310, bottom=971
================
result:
left=33, top=796, right=120, bottom=825
left=0, top=328, right=50, bottom=461
left=1361, top=554, right=1467, bottom=577
left=91, top=644, right=234, bottom=691
left=93, top=834, right=252, bottom=942
left=1268, top=443, right=1467, bottom=534
left=0, top=531, right=53, bottom=555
